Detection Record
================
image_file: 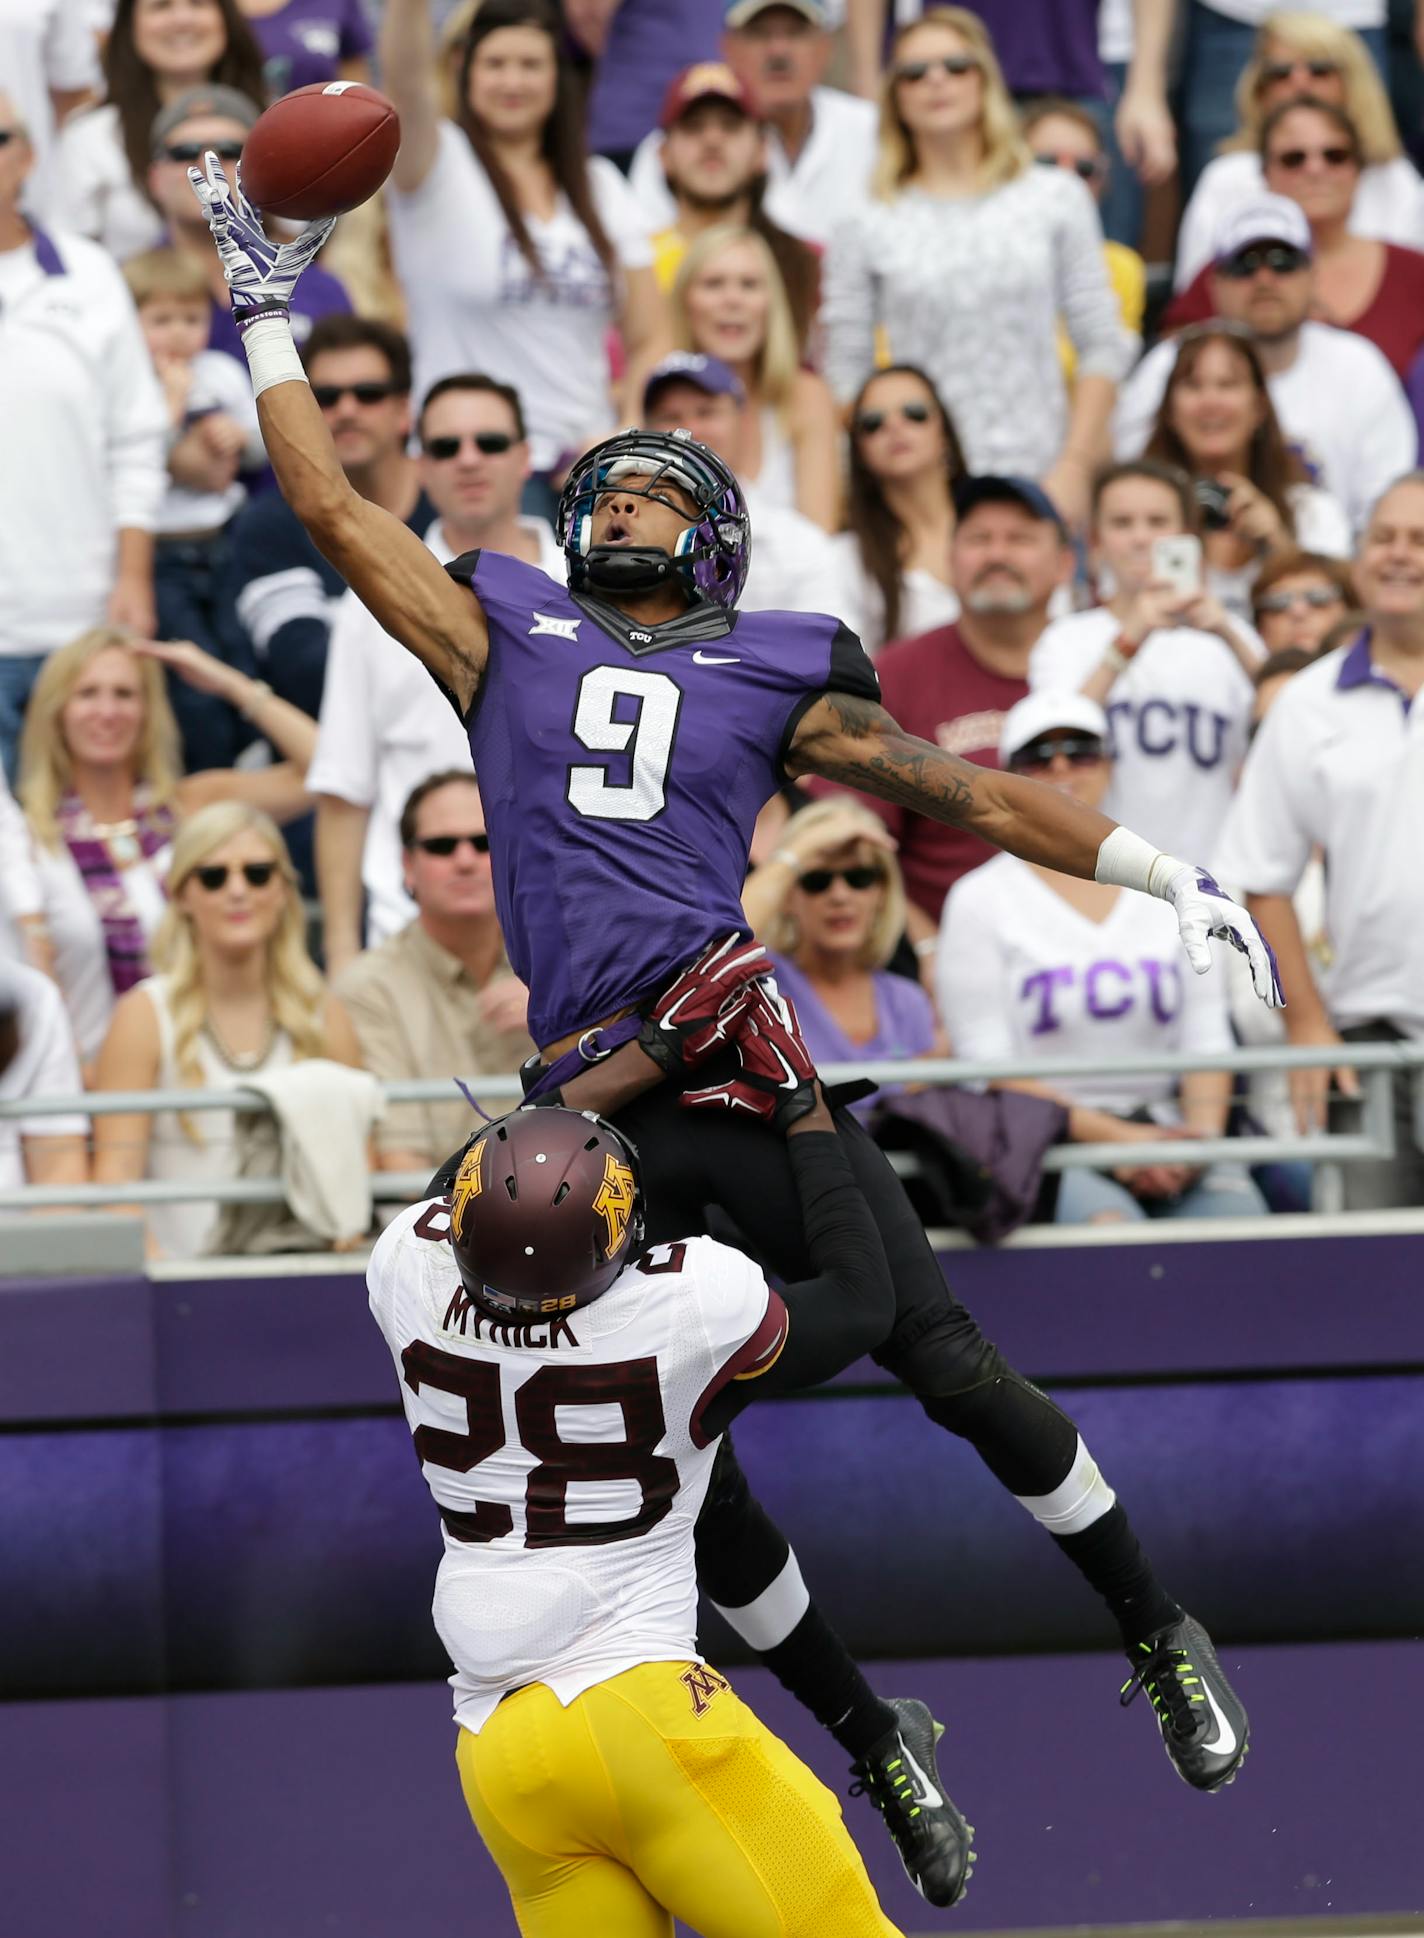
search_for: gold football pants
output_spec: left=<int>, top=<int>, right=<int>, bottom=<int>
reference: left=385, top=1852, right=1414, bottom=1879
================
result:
left=456, top=1661, right=903, bottom=1937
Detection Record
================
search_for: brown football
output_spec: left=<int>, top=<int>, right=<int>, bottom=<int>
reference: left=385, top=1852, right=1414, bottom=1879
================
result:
left=240, top=82, right=401, bottom=221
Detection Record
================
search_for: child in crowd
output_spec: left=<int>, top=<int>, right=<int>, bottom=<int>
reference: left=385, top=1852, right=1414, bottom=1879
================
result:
left=123, top=249, right=267, bottom=767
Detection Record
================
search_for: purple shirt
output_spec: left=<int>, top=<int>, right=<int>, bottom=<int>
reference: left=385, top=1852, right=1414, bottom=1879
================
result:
left=586, top=0, right=720, bottom=156
left=206, top=265, right=352, bottom=363
left=897, top=1, right=1106, bottom=99
left=444, top=549, right=879, bottom=1046
left=771, top=954, right=937, bottom=1118
left=250, top=0, right=373, bottom=96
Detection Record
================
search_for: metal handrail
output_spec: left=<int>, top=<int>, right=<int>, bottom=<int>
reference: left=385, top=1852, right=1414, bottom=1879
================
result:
left=0, top=1041, right=1411, bottom=1214
left=2, top=1039, right=1420, bottom=1120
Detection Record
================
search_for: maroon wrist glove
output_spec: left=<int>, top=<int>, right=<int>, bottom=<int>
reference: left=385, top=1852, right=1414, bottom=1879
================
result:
left=637, top=933, right=773, bottom=1078
left=681, top=981, right=819, bottom=1131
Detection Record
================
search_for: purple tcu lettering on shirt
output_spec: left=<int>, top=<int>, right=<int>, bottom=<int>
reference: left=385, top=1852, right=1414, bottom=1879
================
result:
left=1085, top=959, right=1134, bottom=1020
left=1141, top=957, right=1183, bottom=1024
left=1122, top=698, right=1231, bottom=769
left=1021, top=965, right=1075, bottom=1035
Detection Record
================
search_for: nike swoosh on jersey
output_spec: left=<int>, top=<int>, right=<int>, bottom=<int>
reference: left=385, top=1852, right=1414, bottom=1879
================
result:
left=898, top=1739, right=944, bottom=1809
left=1200, top=1684, right=1238, bottom=1758
left=692, top=650, right=740, bottom=665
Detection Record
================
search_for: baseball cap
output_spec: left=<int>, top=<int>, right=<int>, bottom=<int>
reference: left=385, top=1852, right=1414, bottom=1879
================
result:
left=643, top=352, right=746, bottom=413
left=659, top=61, right=758, bottom=130
left=724, top=0, right=830, bottom=29
left=999, top=692, right=1109, bottom=766
left=151, top=85, right=261, bottom=157
left=952, top=473, right=1068, bottom=538
left=1212, top=194, right=1313, bottom=266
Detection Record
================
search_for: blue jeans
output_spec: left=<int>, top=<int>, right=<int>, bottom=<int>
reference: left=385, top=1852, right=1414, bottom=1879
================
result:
left=1055, top=1161, right=1268, bottom=1224
left=1179, top=2, right=1389, bottom=196
left=155, top=530, right=256, bottom=773
left=0, top=653, right=48, bottom=785
left=1094, top=65, right=1145, bottom=252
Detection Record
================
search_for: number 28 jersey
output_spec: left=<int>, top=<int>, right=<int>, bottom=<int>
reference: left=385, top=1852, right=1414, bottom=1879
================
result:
left=368, top=1197, right=788, bottom=1735
left=442, top=550, right=880, bottom=1047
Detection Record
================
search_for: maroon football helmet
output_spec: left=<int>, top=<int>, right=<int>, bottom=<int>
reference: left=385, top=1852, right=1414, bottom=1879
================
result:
left=447, top=1107, right=645, bottom=1317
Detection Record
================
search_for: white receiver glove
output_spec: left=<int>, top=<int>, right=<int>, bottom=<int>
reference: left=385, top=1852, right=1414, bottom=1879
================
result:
left=1096, top=827, right=1284, bottom=1008
left=186, top=151, right=335, bottom=326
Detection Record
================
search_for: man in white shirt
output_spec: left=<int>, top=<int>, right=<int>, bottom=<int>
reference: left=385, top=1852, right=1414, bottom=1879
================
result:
left=0, top=958, right=89, bottom=1197
left=641, top=352, right=839, bottom=612
left=628, top=0, right=876, bottom=248
left=1214, top=471, right=1424, bottom=1209
left=310, top=375, right=563, bottom=975
left=0, top=0, right=98, bottom=226
left=1114, top=196, right=1416, bottom=536
left=1030, top=459, right=1263, bottom=863
left=0, top=94, right=165, bottom=781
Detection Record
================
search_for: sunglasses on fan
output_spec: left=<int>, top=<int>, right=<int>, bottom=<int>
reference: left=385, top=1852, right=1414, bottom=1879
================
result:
left=412, top=832, right=490, bottom=857
left=423, top=432, right=517, bottom=459
left=1268, top=144, right=1356, bottom=171
left=161, top=140, right=245, bottom=163
left=1033, top=153, right=1105, bottom=183
left=894, top=54, right=981, bottom=82
left=1259, top=57, right=1339, bottom=87
left=193, top=861, right=278, bottom=892
left=1217, top=243, right=1311, bottom=278
left=797, top=865, right=885, bottom=893
left=1255, top=585, right=1342, bottom=613
left=854, top=399, right=932, bottom=436
left=1008, top=735, right=1105, bottom=773
left=313, top=380, right=403, bottom=408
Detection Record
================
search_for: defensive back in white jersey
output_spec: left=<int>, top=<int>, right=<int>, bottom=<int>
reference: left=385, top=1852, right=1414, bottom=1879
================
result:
left=367, top=1201, right=789, bottom=1733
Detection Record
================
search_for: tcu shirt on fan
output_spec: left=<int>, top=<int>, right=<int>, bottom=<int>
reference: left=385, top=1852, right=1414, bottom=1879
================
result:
left=368, top=1205, right=787, bottom=1733
left=1029, top=608, right=1260, bottom=863
left=442, top=549, right=879, bottom=1046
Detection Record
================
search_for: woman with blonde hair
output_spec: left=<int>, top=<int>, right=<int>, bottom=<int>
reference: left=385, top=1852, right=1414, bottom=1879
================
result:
left=822, top=7, right=1134, bottom=529
left=16, top=628, right=318, bottom=1067
left=743, top=798, right=941, bottom=1112
left=1174, top=10, right=1424, bottom=291
left=91, top=802, right=361, bottom=1259
left=671, top=224, right=840, bottom=529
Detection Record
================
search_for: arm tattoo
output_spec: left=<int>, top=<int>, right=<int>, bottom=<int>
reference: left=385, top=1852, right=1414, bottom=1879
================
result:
left=799, top=691, right=980, bottom=826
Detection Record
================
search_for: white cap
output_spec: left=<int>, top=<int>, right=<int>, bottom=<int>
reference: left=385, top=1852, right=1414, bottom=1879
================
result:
left=1212, top=194, right=1313, bottom=264
left=999, top=691, right=1109, bottom=765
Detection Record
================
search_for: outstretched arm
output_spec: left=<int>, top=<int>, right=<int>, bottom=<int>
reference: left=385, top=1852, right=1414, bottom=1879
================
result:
left=186, top=155, right=486, bottom=713
left=789, top=689, right=1114, bottom=874
left=790, top=690, right=1283, bottom=1004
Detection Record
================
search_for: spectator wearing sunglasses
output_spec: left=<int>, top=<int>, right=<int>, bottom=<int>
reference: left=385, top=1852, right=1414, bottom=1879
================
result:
left=15, top=626, right=318, bottom=1070
left=92, top=800, right=362, bottom=1259
left=1250, top=549, right=1356, bottom=652
left=823, top=9, right=1135, bottom=530
left=743, top=798, right=940, bottom=1117
left=54, top=0, right=266, bottom=263
left=309, top=374, right=563, bottom=978
left=335, top=771, right=531, bottom=1184
left=1115, top=198, right=1415, bottom=538
left=1175, top=11, right=1424, bottom=287
left=831, top=364, right=964, bottom=655
left=224, top=315, right=436, bottom=729
left=1030, top=459, right=1263, bottom=866
left=1021, top=98, right=1145, bottom=387
left=938, top=690, right=1265, bottom=1226
left=1168, top=102, right=1424, bottom=386
left=137, top=88, right=350, bottom=371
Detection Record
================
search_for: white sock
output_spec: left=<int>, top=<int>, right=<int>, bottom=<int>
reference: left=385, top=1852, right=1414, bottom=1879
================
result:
left=1013, top=1434, right=1116, bottom=1535
left=711, top=1550, right=810, bottom=1652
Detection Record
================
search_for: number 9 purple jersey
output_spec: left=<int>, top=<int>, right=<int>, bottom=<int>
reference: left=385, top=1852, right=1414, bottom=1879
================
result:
left=443, top=549, right=880, bottom=1048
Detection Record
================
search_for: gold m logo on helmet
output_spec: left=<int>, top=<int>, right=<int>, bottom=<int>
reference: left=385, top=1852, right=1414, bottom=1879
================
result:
left=449, top=1141, right=485, bottom=1243
left=591, top=1154, right=636, bottom=1258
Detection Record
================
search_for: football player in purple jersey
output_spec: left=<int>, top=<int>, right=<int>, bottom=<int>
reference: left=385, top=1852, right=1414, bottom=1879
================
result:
left=188, top=159, right=1263, bottom=1902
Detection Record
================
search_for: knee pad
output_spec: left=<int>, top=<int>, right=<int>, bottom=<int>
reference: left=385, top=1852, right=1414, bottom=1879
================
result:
left=921, top=1369, right=1080, bottom=1496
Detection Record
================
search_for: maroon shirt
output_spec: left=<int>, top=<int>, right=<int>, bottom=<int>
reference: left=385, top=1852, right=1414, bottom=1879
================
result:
left=827, top=623, right=1029, bottom=922
left=1165, top=244, right=1424, bottom=379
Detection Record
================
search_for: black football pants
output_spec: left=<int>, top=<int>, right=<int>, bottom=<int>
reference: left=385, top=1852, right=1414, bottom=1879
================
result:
left=608, top=1087, right=1084, bottom=1605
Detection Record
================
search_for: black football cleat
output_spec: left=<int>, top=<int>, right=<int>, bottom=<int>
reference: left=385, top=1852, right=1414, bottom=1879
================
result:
left=1120, top=1613, right=1249, bottom=1792
left=849, top=1697, right=976, bottom=1907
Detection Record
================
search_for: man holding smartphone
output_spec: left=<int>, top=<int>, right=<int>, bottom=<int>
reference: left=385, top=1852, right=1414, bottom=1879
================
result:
left=1029, top=460, right=1264, bottom=862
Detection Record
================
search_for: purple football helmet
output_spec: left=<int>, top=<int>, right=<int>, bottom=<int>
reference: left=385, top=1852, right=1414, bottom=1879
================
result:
left=558, top=429, right=752, bottom=610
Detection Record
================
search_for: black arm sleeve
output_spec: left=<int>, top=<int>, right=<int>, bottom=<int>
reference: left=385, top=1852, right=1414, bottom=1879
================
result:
left=700, top=1127, right=894, bottom=1437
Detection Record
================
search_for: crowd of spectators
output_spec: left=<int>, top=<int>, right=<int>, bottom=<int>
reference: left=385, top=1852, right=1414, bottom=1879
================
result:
left=2, top=0, right=1422, bottom=1254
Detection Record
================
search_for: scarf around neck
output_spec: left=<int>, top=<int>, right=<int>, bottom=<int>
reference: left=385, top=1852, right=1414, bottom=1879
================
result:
left=56, top=786, right=175, bottom=997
